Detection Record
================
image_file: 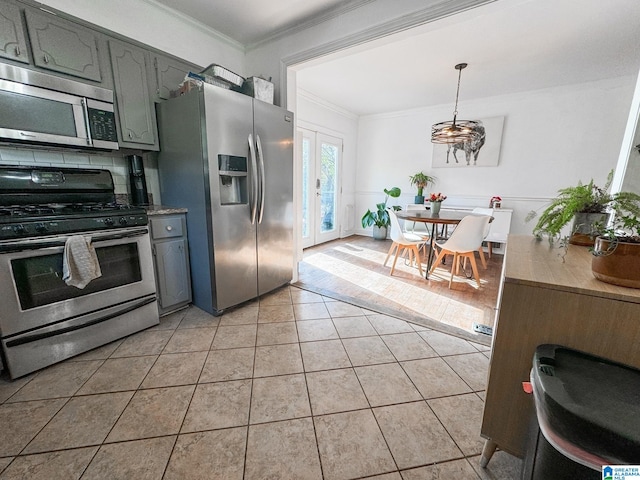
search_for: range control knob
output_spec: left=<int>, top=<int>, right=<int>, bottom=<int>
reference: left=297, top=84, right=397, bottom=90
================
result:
left=118, top=217, right=128, bottom=225
left=12, top=224, right=26, bottom=235
left=104, top=217, right=114, bottom=226
left=35, top=222, right=47, bottom=233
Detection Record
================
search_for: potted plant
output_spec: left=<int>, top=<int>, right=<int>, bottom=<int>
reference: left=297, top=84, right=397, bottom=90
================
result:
left=409, top=172, right=436, bottom=204
left=526, top=171, right=615, bottom=245
left=361, top=187, right=401, bottom=240
left=591, top=191, right=640, bottom=288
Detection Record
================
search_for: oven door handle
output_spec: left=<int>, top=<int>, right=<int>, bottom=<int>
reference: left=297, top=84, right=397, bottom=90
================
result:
left=0, top=227, right=149, bottom=253
left=5, top=295, right=157, bottom=348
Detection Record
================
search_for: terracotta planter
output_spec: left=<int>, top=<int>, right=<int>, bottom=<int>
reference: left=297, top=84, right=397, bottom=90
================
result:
left=591, top=237, right=640, bottom=288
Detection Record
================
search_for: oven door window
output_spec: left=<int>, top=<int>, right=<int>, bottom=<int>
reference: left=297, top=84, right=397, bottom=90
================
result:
left=11, top=243, right=142, bottom=310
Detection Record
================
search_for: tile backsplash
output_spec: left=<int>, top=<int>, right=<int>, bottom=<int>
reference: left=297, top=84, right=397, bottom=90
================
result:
left=0, top=146, right=161, bottom=205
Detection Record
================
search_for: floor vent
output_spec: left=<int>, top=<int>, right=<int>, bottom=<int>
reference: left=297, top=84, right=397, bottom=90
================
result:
left=472, top=323, right=494, bottom=336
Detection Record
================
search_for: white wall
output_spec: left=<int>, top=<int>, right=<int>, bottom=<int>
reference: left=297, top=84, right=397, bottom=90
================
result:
left=297, top=90, right=359, bottom=236
left=355, top=75, right=637, bottom=236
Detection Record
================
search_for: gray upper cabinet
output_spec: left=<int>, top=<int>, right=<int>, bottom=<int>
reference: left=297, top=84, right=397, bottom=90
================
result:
left=24, top=9, right=102, bottom=82
left=0, top=4, right=29, bottom=64
left=153, top=55, right=192, bottom=101
left=109, top=39, right=156, bottom=148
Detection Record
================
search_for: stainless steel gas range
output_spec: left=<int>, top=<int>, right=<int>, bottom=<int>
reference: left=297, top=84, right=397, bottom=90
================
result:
left=0, top=165, right=159, bottom=379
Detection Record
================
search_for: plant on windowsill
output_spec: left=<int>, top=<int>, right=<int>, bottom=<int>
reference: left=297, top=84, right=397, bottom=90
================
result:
left=526, top=170, right=617, bottom=246
left=361, top=187, right=401, bottom=240
left=409, top=172, right=436, bottom=205
left=591, top=191, right=640, bottom=288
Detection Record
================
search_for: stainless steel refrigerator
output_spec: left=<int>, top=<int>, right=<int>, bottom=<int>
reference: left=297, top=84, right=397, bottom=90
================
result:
left=156, top=84, right=294, bottom=315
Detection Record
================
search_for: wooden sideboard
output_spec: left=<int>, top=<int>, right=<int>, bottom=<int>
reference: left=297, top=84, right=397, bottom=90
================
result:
left=480, top=235, right=640, bottom=464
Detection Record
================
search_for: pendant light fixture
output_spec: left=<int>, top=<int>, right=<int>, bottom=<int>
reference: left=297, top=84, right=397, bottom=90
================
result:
left=431, top=63, right=480, bottom=144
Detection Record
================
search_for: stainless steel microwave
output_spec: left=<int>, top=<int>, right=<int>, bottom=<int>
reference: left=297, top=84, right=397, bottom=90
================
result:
left=0, top=64, right=119, bottom=150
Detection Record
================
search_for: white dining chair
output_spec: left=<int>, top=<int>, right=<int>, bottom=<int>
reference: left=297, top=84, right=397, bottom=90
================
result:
left=384, top=208, right=429, bottom=276
left=429, top=214, right=492, bottom=288
left=472, top=207, right=494, bottom=265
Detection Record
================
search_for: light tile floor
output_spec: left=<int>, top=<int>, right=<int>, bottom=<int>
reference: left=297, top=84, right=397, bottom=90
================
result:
left=0, top=286, right=522, bottom=479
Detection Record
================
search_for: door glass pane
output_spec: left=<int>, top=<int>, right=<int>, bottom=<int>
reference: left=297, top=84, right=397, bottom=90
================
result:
left=301, top=136, right=311, bottom=239
left=11, top=243, right=142, bottom=310
left=320, top=142, right=338, bottom=233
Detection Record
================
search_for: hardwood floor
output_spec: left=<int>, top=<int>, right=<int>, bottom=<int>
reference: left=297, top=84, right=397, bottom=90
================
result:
left=295, top=235, right=503, bottom=345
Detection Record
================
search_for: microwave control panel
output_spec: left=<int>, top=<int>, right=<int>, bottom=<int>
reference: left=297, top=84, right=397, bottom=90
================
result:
left=87, top=108, right=118, bottom=142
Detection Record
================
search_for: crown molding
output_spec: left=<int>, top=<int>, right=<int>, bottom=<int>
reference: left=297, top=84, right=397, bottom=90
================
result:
left=282, top=0, right=497, bottom=67
left=247, top=0, right=375, bottom=51
left=140, top=0, right=245, bottom=51
left=298, top=89, right=359, bottom=120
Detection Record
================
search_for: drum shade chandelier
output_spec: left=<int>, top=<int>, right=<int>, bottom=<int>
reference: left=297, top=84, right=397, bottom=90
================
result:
left=431, top=63, right=481, bottom=144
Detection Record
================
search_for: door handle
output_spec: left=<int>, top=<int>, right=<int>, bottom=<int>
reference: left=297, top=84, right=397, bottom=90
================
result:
left=256, top=134, right=266, bottom=224
left=248, top=134, right=258, bottom=224
left=81, top=98, right=93, bottom=146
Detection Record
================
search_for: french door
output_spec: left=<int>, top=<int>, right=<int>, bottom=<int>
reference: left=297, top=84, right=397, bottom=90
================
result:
left=299, top=128, right=342, bottom=248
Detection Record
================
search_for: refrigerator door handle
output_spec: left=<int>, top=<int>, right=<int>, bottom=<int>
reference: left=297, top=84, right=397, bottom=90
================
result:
left=248, top=133, right=258, bottom=224
left=256, top=134, right=266, bottom=224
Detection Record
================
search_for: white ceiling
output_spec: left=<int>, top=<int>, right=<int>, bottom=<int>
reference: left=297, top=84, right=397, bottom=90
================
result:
left=152, top=0, right=640, bottom=116
left=151, top=0, right=355, bottom=46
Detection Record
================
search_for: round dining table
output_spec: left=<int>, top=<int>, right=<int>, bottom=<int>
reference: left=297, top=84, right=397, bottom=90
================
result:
left=395, top=209, right=469, bottom=279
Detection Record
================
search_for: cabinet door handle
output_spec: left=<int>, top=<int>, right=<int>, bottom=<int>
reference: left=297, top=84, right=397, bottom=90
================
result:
left=15, top=46, right=20, bottom=57
left=43, top=53, right=49, bottom=63
left=128, top=131, right=133, bottom=139
left=166, top=226, right=173, bottom=231
left=154, top=57, right=160, bottom=95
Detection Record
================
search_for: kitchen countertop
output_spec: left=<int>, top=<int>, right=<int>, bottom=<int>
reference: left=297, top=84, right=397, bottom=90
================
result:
left=144, top=205, right=188, bottom=215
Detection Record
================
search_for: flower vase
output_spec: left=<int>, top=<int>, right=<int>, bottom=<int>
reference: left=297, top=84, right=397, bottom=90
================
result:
left=430, top=201, right=441, bottom=215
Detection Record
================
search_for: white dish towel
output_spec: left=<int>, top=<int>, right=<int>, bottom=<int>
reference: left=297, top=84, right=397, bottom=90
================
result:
left=62, top=235, right=102, bottom=289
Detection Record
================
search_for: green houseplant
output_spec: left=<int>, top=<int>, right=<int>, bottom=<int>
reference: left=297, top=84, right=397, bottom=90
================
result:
left=527, top=171, right=615, bottom=245
left=591, top=191, right=640, bottom=288
left=361, top=187, right=401, bottom=240
left=408, top=172, right=436, bottom=204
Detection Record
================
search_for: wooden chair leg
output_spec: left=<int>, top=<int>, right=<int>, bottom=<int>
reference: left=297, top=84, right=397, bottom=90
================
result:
left=384, top=242, right=397, bottom=267
left=429, top=248, right=448, bottom=274
left=468, top=252, right=481, bottom=287
left=412, top=245, right=423, bottom=276
left=478, top=248, right=487, bottom=269
left=390, top=245, right=403, bottom=275
left=449, top=252, right=458, bottom=288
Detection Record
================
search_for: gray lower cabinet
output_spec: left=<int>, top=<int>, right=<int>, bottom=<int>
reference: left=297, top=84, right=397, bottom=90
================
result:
left=150, top=214, right=192, bottom=315
left=25, top=9, right=102, bottom=82
left=109, top=39, right=157, bottom=148
left=0, top=3, right=29, bottom=64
